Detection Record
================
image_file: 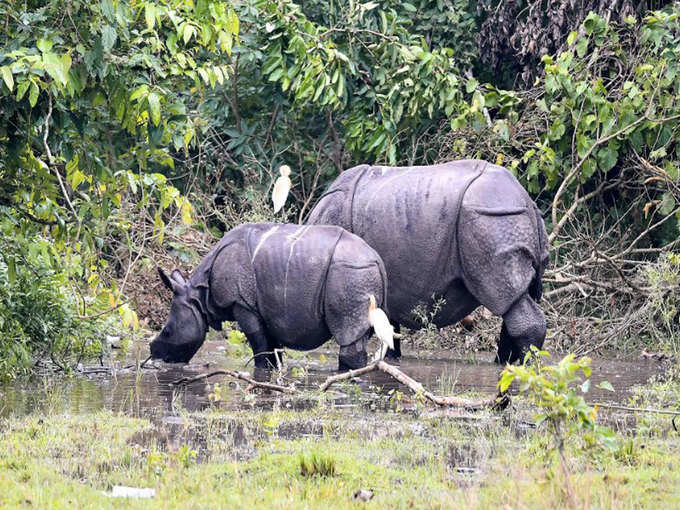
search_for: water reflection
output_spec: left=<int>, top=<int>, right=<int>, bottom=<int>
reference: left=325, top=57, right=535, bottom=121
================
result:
left=0, top=340, right=666, bottom=420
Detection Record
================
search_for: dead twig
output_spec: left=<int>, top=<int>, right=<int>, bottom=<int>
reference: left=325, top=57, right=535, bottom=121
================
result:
left=43, top=94, right=79, bottom=225
left=320, top=361, right=499, bottom=410
left=591, top=403, right=680, bottom=416
left=171, top=369, right=296, bottom=393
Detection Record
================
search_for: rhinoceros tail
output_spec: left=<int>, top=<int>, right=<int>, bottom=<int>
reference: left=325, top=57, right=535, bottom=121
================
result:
left=530, top=206, right=549, bottom=302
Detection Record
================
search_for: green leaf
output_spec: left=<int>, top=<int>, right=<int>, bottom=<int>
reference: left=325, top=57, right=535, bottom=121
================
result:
left=184, top=124, right=195, bottom=147
left=268, top=68, right=283, bottom=82
left=71, top=169, right=87, bottom=189
left=567, top=31, right=578, bottom=46
left=28, top=80, right=39, bottom=107
left=549, top=120, right=566, bottom=141
left=576, top=38, right=589, bottom=57
left=61, top=54, right=72, bottom=79
left=145, top=3, right=156, bottom=30
left=130, top=85, right=149, bottom=102
left=36, top=38, right=54, bottom=53
left=6, top=257, right=16, bottom=284
left=649, top=147, right=667, bottom=160
left=596, top=381, right=615, bottom=392
left=498, top=371, right=515, bottom=393
left=197, top=67, right=210, bottom=84
left=147, top=92, right=161, bottom=126
left=597, top=146, right=618, bottom=173
left=101, top=25, right=117, bottom=53
left=659, top=192, right=676, bottom=216
left=1, top=66, right=13, bottom=91
left=465, top=78, right=479, bottom=94
left=581, top=159, right=597, bottom=180
left=183, top=24, right=195, bottom=44
left=100, top=0, right=115, bottom=22
left=43, top=52, right=68, bottom=86
left=66, top=154, right=79, bottom=176
left=15, top=80, right=29, bottom=101
left=227, top=8, right=239, bottom=36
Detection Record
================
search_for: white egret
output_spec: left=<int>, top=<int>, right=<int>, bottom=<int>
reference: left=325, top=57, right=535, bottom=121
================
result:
left=368, top=294, right=395, bottom=362
left=272, top=164, right=292, bottom=214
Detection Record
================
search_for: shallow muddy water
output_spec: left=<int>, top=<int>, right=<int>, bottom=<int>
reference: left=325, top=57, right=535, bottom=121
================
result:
left=0, top=339, right=667, bottom=421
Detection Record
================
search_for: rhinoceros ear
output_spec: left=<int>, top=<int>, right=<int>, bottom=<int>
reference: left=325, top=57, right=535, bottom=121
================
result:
left=170, top=269, right=188, bottom=286
left=158, top=267, right=181, bottom=293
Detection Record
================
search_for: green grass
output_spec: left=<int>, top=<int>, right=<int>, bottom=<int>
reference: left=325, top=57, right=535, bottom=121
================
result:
left=1, top=372, right=680, bottom=509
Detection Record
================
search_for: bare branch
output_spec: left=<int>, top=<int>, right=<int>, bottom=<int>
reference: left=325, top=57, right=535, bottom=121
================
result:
left=171, top=369, right=296, bottom=393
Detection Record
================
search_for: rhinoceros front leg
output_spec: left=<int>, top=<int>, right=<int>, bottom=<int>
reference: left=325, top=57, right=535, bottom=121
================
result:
left=338, top=334, right=369, bottom=371
left=233, top=305, right=278, bottom=371
left=495, top=294, right=546, bottom=364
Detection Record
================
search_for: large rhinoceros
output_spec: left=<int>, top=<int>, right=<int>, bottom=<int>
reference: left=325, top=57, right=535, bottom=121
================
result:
left=150, top=223, right=389, bottom=370
left=306, top=159, right=550, bottom=364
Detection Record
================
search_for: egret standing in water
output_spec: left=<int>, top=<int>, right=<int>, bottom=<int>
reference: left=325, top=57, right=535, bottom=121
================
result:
left=272, top=164, right=292, bottom=214
left=369, top=294, right=395, bottom=362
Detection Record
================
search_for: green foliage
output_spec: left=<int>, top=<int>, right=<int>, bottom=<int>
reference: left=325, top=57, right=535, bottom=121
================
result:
left=499, top=348, right=616, bottom=452
left=223, top=326, right=249, bottom=357
left=520, top=10, right=680, bottom=193
left=192, top=0, right=482, bottom=212
left=256, top=0, right=480, bottom=162
left=0, top=220, right=110, bottom=381
left=0, top=0, right=239, bottom=375
left=0, top=2, right=238, bottom=254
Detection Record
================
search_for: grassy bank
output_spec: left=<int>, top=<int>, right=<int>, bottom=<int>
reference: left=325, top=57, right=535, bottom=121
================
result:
left=1, top=371, right=679, bottom=510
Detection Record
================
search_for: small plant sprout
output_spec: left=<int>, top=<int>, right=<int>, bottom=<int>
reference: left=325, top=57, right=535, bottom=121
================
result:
left=272, top=164, right=292, bottom=213
left=499, top=347, right=616, bottom=504
left=499, top=347, right=616, bottom=451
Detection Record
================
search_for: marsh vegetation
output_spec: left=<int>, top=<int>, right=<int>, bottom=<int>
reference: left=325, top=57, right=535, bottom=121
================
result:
left=1, top=339, right=678, bottom=508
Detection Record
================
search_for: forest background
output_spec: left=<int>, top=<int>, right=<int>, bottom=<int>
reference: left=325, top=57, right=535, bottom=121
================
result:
left=1, top=0, right=679, bottom=380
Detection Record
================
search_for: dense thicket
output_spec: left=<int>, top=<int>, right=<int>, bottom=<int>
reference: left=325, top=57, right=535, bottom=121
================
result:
left=0, top=0, right=678, bottom=378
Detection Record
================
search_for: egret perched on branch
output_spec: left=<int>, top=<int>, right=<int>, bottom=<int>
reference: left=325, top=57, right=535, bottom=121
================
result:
left=272, top=165, right=292, bottom=214
left=368, top=294, right=395, bottom=362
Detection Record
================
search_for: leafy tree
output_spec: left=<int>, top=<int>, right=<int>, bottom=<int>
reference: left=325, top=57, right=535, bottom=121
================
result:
left=0, top=0, right=239, bottom=370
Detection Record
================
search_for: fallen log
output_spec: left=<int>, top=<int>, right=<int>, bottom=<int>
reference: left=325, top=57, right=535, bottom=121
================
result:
left=320, top=361, right=499, bottom=410
left=171, top=369, right=296, bottom=393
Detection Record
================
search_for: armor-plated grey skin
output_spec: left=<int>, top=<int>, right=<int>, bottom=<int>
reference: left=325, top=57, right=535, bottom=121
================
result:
left=150, top=223, right=388, bottom=370
left=307, top=159, right=550, bottom=364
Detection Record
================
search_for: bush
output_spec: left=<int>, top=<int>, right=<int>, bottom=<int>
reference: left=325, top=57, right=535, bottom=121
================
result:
left=499, top=348, right=616, bottom=453
left=0, top=230, right=109, bottom=381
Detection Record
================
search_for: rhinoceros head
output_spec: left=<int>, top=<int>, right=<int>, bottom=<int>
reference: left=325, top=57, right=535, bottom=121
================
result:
left=150, top=267, right=207, bottom=363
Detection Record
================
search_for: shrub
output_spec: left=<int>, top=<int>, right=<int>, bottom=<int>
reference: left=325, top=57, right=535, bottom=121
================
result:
left=500, top=349, right=616, bottom=452
left=0, top=231, right=109, bottom=381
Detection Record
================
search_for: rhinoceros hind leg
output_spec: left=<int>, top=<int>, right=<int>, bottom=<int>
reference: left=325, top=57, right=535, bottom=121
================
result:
left=495, top=294, right=546, bottom=364
left=384, top=323, right=402, bottom=360
left=233, top=305, right=278, bottom=370
left=338, top=334, right=369, bottom=371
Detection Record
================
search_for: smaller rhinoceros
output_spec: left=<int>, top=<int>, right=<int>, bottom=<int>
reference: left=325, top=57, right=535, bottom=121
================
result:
left=150, top=223, right=393, bottom=370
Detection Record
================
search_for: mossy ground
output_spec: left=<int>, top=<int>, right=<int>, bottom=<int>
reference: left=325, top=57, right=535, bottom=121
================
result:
left=1, top=370, right=679, bottom=509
